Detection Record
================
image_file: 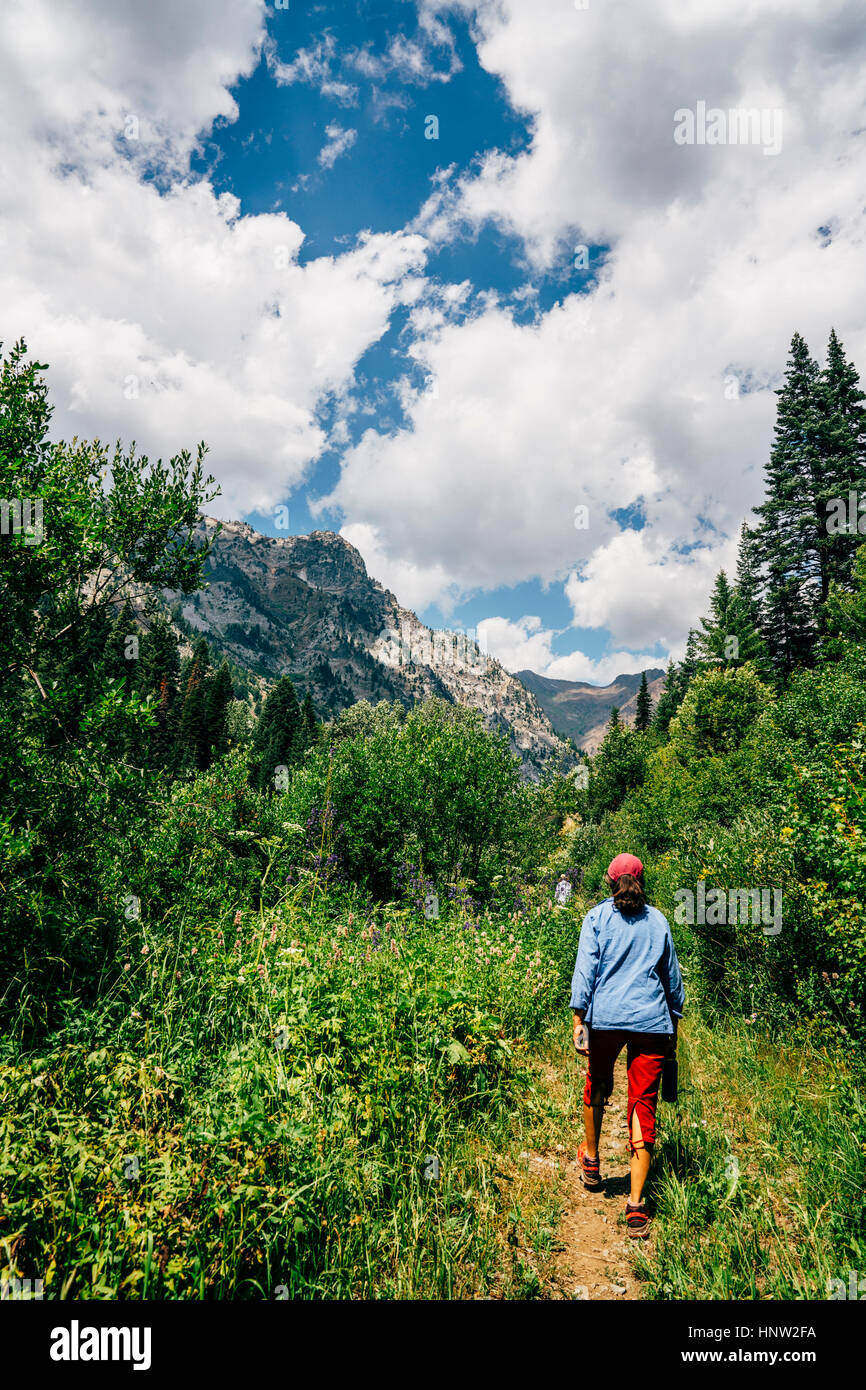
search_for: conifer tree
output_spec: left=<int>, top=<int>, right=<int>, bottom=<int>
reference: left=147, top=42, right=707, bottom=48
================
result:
left=204, top=660, right=234, bottom=761
left=136, top=613, right=181, bottom=767
left=102, top=600, right=138, bottom=684
left=817, top=328, right=866, bottom=592
left=300, top=690, right=319, bottom=750
left=252, top=675, right=303, bottom=790
left=176, top=637, right=211, bottom=771
left=634, top=671, right=652, bottom=732
left=695, top=569, right=772, bottom=677
left=651, top=660, right=681, bottom=737
left=753, top=333, right=823, bottom=673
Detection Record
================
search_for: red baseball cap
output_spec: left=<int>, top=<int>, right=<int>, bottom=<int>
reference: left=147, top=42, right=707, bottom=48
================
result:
left=607, top=853, right=644, bottom=882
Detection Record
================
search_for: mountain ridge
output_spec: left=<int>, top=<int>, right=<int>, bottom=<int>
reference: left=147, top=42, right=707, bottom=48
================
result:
left=517, top=666, right=666, bottom=753
left=160, top=518, right=576, bottom=780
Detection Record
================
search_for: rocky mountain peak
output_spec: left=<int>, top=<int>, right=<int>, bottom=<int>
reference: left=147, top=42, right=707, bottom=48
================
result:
left=166, top=519, right=575, bottom=780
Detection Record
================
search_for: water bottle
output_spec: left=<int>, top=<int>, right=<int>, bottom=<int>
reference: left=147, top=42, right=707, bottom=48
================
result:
left=661, top=1057, right=678, bottom=1103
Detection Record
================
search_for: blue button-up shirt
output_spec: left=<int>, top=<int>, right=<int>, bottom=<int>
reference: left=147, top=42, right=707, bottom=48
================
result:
left=569, top=897, right=685, bottom=1033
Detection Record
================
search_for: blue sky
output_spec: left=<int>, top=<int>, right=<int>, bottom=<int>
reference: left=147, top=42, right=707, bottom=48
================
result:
left=193, top=2, right=647, bottom=668
left=4, top=0, right=864, bottom=683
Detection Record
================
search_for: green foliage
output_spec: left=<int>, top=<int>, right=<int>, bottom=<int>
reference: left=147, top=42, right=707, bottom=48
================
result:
left=0, top=878, right=572, bottom=1299
left=634, top=671, right=652, bottom=732
left=251, top=675, right=317, bottom=791
left=292, top=698, right=530, bottom=898
left=585, top=714, right=648, bottom=821
left=668, top=664, right=773, bottom=760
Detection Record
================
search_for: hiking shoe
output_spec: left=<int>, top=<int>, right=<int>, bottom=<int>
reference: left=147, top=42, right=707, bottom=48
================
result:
left=577, top=1143, right=602, bottom=1189
left=625, top=1201, right=651, bottom=1239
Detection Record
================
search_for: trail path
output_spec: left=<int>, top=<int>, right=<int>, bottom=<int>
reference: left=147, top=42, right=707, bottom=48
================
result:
left=516, top=1051, right=643, bottom=1300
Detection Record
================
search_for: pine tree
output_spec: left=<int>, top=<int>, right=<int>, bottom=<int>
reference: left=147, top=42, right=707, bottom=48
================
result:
left=695, top=569, right=771, bottom=676
left=101, top=600, right=138, bottom=684
left=300, top=690, right=319, bottom=751
left=817, top=328, right=866, bottom=593
left=136, top=614, right=181, bottom=767
left=634, top=672, right=652, bottom=731
left=735, top=523, right=763, bottom=625
left=204, top=660, right=234, bottom=761
left=176, top=637, right=211, bottom=771
left=753, top=333, right=823, bottom=674
left=651, top=660, right=681, bottom=737
left=252, top=675, right=303, bottom=790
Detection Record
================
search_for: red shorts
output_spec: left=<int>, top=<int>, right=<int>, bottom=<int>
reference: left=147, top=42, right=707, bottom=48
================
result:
left=582, top=1029, right=668, bottom=1150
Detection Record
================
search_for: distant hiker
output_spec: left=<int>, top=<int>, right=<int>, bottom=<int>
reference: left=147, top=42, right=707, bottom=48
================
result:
left=555, top=874, right=573, bottom=906
left=569, top=853, right=684, bottom=1239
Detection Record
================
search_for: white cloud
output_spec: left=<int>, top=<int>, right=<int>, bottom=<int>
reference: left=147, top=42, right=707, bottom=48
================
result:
left=340, top=522, right=460, bottom=612
left=320, top=0, right=866, bottom=640
left=317, top=123, right=358, bottom=169
left=269, top=34, right=359, bottom=105
left=0, top=0, right=427, bottom=522
left=476, top=615, right=555, bottom=674
left=565, top=530, right=738, bottom=651
left=476, top=614, right=668, bottom=685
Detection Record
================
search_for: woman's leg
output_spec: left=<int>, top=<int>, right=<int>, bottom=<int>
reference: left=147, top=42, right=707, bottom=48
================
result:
left=625, top=1035, right=666, bottom=1202
left=582, top=1030, right=624, bottom=1159
left=629, top=1109, right=652, bottom=1204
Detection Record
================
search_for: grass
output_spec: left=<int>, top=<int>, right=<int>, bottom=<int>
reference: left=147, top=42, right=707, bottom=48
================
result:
left=0, top=879, right=579, bottom=1300
left=632, top=1016, right=866, bottom=1298
left=2, top=863, right=862, bottom=1302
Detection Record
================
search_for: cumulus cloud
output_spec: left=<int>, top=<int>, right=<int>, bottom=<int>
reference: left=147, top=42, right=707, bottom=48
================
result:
left=340, top=522, right=460, bottom=613
left=476, top=615, right=667, bottom=685
left=564, top=530, right=738, bottom=651
left=322, top=0, right=866, bottom=648
left=0, top=0, right=427, bottom=521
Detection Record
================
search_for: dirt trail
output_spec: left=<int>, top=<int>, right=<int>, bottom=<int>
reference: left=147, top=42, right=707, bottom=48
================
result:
left=518, top=1051, right=643, bottom=1300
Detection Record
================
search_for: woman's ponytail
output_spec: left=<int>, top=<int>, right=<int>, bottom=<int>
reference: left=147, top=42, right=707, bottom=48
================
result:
left=612, top=872, right=646, bottom=917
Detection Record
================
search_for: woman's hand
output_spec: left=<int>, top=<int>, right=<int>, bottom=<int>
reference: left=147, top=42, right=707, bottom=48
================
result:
left=573, top=1014, right=589, bottom=1055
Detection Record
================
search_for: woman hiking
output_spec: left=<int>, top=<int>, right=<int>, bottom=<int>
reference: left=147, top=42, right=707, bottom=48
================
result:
left=570, top=853, right=684, bottom=1239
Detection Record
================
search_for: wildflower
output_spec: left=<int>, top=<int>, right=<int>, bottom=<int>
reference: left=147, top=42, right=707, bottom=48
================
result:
left=141, top=946, right=149, bottom=955
left=234, top=910, right=242, bottom=927
left=131, top=1009, right=141, bottom=1019
left=175, top=971, right=181, bottom=980
left=124, top=963, right=131, bottom=972
left=191, top=947, right=197, bottom=956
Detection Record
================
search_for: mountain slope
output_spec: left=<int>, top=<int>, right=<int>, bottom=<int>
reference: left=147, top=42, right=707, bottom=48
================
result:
left=516, top=668, right=666, bottom=753
left=162, top=519, right=574, bottom=780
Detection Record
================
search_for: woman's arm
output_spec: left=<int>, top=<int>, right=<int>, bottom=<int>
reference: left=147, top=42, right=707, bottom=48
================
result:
left=569, top=911, right=600, bottom=1052
left=659, top=924, right=685, bottom=1026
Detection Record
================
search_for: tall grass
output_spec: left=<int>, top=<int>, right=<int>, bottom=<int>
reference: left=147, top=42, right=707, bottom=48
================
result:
left=0, top=878, right=578, bottom=1300
left=633, top=1017, right=866, bottom=1298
